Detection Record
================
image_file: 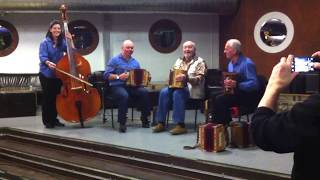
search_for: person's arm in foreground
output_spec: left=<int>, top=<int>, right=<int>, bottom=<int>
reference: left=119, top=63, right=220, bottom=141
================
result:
left=251, top=55, right=301, bottom=153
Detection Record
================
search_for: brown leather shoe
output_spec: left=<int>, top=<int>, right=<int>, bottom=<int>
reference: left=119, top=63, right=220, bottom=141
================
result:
left=170, top=125, right=187, bottom=135
left=152, top=123, right=165, bottom=133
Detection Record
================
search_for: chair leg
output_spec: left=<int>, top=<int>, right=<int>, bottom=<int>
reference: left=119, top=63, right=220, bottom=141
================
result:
left=194, top=109, right=198, bottom=130
left=131, top=107, right=134, bottom=122
left=166, top=111, right=170, bottom=128
left=111, top=108, right=114, bottom=128
left=101, top=87, right=106, bottom=124
left=151, top=107, right=157, bottom=126
left=103, top=108, right=107, bottom=124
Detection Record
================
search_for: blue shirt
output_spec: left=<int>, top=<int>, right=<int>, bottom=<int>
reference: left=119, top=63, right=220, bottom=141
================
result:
left=104, top=54, right=141, bottom=86
left=227, top=55, right=259, bottom=92
left=39, top=37, right=67, bottom=78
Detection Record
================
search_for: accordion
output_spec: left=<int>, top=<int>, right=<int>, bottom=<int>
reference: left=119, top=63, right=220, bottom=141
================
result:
left=126, top=69, right=150, bottom=87
left=222, top=72, right=238, bottom=94
left=168, top=69, right=187, bottom=88
left=230, top=121, right=254, bottom=148
left=198, top=123, right=226, bottom=152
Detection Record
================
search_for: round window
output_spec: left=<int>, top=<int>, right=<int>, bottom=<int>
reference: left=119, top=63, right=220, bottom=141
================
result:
left=68, top=20, right=99, bottom=55
left=149, top=19, right=182, bottom=53
left=254, top=12, right=294, bottom=53
left=0, top=20, right=19, bottom=57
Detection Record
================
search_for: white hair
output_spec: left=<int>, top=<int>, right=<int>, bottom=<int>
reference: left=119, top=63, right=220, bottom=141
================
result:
left=227, top=39, right=241, bottom=54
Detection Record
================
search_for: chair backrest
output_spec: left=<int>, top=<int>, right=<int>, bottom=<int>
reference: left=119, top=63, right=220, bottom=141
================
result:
left=205, top=69, right=223, bottom=99
left=257, top=75, right=268, bottom=98
left=205, top=69, right=223, bottom=87
left=88, top=70, right=108, bottom=95
left=237, top=74, right=268, bottom=116
left=249, top=75, right=268, bottom=108
left=89, top=71, right=118, bottom=109
left=88, top=71, right=105, bottom=85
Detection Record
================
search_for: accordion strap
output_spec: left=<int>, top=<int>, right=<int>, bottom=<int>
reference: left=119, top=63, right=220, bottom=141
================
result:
left=183, top=121, right=202, bottom=150
left=183, top=144, right=199, bottom=150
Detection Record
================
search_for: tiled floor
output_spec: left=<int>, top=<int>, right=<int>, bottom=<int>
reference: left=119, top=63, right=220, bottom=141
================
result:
left=0, top=108, right=293, bottom=176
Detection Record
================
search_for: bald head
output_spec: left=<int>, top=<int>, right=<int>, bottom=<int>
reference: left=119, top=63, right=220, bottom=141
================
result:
left=121, top=40, right=134, bottom=59
left=122, top=40, right=134, bottom=48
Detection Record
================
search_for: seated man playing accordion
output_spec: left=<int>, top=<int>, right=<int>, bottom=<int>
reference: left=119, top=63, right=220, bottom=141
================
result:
left=153, top=41, right=207, bottom=135
left=211, top=39, right=260, bottom=126
left=104, top=40, right=151, bottom=133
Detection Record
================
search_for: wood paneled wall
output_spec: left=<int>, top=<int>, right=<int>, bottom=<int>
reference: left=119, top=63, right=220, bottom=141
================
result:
left=219, top=0, right=320, bottom=78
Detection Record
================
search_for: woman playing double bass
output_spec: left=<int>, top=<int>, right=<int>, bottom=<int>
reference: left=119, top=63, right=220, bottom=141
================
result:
left=39, top=20, right=73, bottom=128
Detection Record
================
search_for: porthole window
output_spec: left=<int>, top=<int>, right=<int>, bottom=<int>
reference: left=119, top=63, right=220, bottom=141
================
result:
left=254, top=12, right=294, bottom=53
left=0, top=20, right=19, bottom=57
left=68, top=20, right=99, bottom=55
left=149, top=19, right=182, bottom=54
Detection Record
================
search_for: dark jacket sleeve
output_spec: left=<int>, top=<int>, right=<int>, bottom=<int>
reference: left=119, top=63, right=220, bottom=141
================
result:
left=251, top=94, right=320, bottom=153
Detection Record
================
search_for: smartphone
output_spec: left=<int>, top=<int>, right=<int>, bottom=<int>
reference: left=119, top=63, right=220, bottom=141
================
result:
left=291, top=57, right=314, bottom=72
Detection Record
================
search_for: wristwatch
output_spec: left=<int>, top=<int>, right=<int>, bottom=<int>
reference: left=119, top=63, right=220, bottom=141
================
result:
left=116, top=75, right=119, bottom=80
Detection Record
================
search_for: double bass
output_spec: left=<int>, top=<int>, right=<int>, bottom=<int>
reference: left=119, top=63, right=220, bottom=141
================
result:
left=55, top=5, right=101, bottom=127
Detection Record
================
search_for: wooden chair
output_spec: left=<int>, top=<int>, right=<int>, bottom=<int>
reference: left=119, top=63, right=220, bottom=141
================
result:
left=89, top=71, right=136, bottom=128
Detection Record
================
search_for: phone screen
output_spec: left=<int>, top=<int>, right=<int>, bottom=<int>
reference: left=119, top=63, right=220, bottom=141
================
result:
left=292, top=57, right=314, bottom=72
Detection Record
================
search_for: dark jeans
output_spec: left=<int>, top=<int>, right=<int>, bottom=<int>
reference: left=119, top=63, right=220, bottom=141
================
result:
left=110, top=85, right=151, bottom=124
left=212, top=89, right=259, bottom=125
left=39, top=73, right=62, bottom=127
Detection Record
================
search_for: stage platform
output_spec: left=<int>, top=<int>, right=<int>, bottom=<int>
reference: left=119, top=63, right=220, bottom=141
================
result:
left=0, top=108, right=293, bottom=179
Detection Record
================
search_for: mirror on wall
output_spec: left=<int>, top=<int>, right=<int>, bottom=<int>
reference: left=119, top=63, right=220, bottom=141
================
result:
left=254, top=12, right=294, bottom=53
left=0, top=20, right=19, bottom=57
left=149, top=19, right=181, bottom=54
left=68, top=20, right=99, bottom=55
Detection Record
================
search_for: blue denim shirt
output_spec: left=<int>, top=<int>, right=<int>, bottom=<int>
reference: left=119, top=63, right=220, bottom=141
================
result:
left=39, top=37, right=67, bottom=78
left=104, top=54, right=141, bottom=86
left=228, top=55, right=259, bottom=92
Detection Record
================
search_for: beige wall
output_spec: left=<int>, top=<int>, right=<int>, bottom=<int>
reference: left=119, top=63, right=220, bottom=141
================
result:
left=0, top=12, right=219, bottom=82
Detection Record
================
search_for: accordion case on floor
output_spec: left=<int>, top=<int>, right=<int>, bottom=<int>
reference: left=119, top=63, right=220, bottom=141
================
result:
left=230, top=121, right=254, bottom=148
left=198, top=123, right=226, bottom=152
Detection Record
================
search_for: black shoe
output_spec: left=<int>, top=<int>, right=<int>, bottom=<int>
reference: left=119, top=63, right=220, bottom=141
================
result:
left=45, top=124, right=55, bottom=129
left=55, top=120, right=65, bottom=127
left=141, top=116, right=150, bottom=128
left=119, top=124, right=127, bottom=133
left=142, top=121, right=150, bottom=128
